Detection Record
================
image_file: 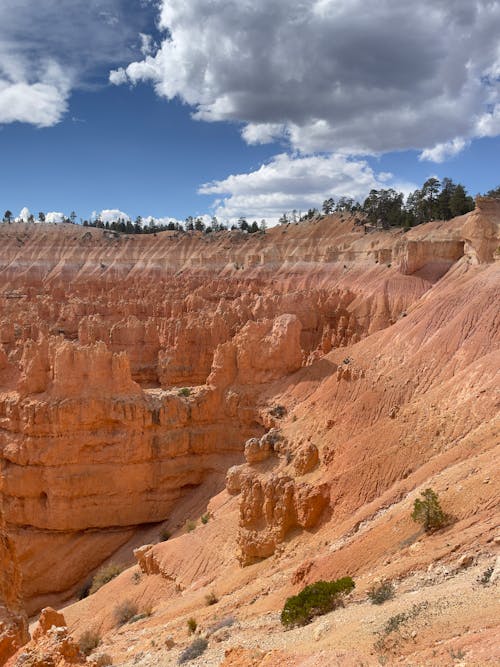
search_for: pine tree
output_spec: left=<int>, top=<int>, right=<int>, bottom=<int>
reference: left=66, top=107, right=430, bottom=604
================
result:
left=411, top=488, right=447, bottom=532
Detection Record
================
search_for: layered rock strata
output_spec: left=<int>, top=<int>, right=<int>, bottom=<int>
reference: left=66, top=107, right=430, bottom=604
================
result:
left=0, top=198, right=498, bottom=616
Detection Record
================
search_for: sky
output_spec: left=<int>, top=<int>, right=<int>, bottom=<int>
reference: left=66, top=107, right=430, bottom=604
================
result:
left=1, top=0, right=499, bottom=225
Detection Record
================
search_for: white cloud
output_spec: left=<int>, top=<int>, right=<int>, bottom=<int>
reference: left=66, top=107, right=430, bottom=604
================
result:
left=419, top=137, right=469, bottom=163
left=0, top=0, right=149, bottom=127
left=0, top=56, right=71, bottom=127
left=94, top=209, right=131, bottom=223
left=142, top=215, right=183, bottom=227
left=111, top=0, right=500, bottom=157
left=475, top=104, right=500, bottom=138
left=45, top=212, right=65, bottom=223
left=199, top=152, right=416, bottom=224
left=16, top=207, right=32, bottom=222
left=139, top=33, right=155, bottom=56
left=109, top=68, right=128, bottom=86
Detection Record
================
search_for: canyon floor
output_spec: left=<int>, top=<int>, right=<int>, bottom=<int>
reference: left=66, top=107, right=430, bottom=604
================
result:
left=0, top=200, right=499, bottom=666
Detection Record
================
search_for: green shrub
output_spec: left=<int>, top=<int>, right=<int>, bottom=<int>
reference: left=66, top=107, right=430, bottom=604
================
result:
left=178, top=637, right=208, bottom=664
left=187, top=617, right=197, bottom=635
left=89, top=563, right=124, bottom=595
left=185, top=520, right=196, bottom=533
left=78, top=581, right=91, bottom=599
left=159, top=527, right=171, bottom=542
left=113, top=599, right=138, bottom=626
left=79, top=629, right=101, bottom=655
left=411, top=488, right=447, bottom=532
left=478, top=565, right=494, bottom=585
left=280, top=577, right=355, bottom=628
left=368, top=581, right=395, bottom=605
left=269, top=404, right=286, bottom=418
left=205, top=591, right=218, bottom=606
left=206, top=616, right=236, bottom=636
left=129, top=608, right=152, bottom=623
left=200, top=513, right=210, bottom=525
left=178, top=387, right=191, bottom=397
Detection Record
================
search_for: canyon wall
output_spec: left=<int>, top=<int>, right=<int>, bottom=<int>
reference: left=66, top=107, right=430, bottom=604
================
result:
left=0, top=504, right=28, bottom=665
left=0, top=200, right=498, bottom=624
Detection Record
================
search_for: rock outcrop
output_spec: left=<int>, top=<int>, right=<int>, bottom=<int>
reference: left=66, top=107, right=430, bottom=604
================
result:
left=226, top=431, right=329, bottom=564
left=0, top=506, right=28, bottom=665
left=0, top=202, right=498, bottom=617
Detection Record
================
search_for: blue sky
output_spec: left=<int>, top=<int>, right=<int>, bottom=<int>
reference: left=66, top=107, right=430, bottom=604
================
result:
left=1, top=1, right=499, bottom=224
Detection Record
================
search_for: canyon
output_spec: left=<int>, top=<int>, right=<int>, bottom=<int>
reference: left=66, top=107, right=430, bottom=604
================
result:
left=0, top=199, right=498, bottom=666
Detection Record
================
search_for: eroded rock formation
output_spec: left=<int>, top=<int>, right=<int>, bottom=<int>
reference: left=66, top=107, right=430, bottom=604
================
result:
left=0, top=199, right=498, bottom=619
left=0, top=506, right=28, bottom=665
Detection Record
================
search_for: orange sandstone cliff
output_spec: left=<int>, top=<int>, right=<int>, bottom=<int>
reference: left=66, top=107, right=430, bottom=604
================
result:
left=0, top=200, right=499, bottom=666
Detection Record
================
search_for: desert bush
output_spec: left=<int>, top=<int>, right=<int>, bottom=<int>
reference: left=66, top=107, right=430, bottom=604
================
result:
left=368, top=581, right=395, bottom=605
left=178, top=637, right=208, bottom=664
left=131, top=571, right=141, bottom=585
left=186, top=617, right=197, bottom=635
left=280, top=577, right=355, bottom=628
left=411, top=488, right=447, bottom=532
left=129, top=606, right=153, bottom=623
left=206, top=616, right=236, bottom=636
left=89, top=563, right=124, bottom=595
left=477, top=565, right=494, bottom=585
left=200, top=513, right=210, bottom=525
left=185, top=520, right=196, bottom=533
left=114, top=599, right=138, bottom=626
left=78, top=581, right=91, bottom=600
left=178, top=387, right=191, bottom=397
left=79, top=629, right=101, bottom=655
left=269, top=404, right=286, bottom=418
left=159, top=527, right=171, bottom=542
left=376, top=601, right=428, bottom=645
left=205, top=591, right=218, bottom=606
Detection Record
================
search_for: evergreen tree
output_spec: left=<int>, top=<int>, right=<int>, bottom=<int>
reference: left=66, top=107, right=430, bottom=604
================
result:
left=412, top=488, right=447, bottom=532
left=238, top=216, right=249, bottom=231
left=322, top=198, right=335, bottom=215
left=449, top=184, right=474, bottom=217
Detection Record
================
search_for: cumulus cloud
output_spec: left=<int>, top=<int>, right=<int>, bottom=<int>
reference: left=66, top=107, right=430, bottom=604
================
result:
left=199, top=153, right=416, bottom=223
left=16, top=207, right=32, bottom=222
left=45, top=212, right=65, bottom=223
left=94, top=209, right=131, bottom=223
left=419, top=137, right=469, bottom=163
left=111, top=0, right=500, bottom=158
left=0, top=0, right=149, bottom=127
left=142, top=215, right=184, bottom=227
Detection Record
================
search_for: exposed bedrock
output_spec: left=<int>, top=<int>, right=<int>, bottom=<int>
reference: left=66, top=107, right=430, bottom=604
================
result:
left=0, top=504, right=28, bottom=666
left=0, top=200, right=498, bottom=615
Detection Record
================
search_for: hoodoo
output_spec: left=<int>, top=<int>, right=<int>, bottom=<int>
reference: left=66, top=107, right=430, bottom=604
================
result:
left=0, top=201, right=499, bottom=665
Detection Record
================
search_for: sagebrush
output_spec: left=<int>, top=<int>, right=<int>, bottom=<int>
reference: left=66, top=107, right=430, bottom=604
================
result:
left=79, top=629, right=101, bottom=656
left=89, top=562, right=124, bottom=595
left=114, top=599, right=138, bottom=626
left=368, top=581, right=395, bottom=605
left=281, top=577, right=355, bottom=628
left=178, top=637, right=208, bottom=664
